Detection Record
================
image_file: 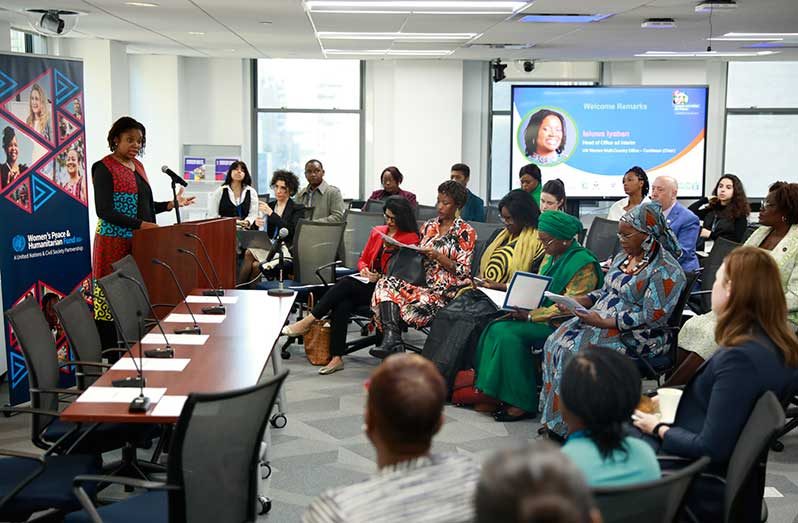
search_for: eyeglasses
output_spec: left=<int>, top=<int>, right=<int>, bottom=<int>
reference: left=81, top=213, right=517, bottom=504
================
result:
left=617, top=230, right=644, bottom=240
left=541, top=237, right=557, bottom=247
left=384, top=214, right=396, bottom=222
left=761, top=200, right=775, bottom=210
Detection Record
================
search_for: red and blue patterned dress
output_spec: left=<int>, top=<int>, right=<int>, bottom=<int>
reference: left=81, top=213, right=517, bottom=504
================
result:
left=371, top=217, right=475, bottom=328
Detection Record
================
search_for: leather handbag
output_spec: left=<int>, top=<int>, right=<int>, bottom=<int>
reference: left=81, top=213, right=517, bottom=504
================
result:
left=303, top=293, right=331, bottom=366
left=451, top=369, right=499, bottom=407
left=386, top=247, right=427, bottom=287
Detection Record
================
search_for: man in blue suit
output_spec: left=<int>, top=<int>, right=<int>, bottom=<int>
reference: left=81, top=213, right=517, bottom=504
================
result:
left=450, top=163, right=485, bottom=222
left=651, top=176, right=700, bottom=273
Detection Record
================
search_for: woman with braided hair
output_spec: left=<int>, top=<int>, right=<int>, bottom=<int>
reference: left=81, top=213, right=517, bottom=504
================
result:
left=474, top=210, right=603, bottom=422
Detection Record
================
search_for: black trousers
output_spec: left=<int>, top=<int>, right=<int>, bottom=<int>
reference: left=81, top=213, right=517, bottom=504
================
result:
left=312, top=277, right=375, bottom=357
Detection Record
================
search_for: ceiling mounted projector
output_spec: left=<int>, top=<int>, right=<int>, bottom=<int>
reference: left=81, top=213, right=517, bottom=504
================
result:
left=695, top=0, right=737, bottom=12
left=25, top=9, right=80, bottom=37
left=642, top=18, right=676, bottom=29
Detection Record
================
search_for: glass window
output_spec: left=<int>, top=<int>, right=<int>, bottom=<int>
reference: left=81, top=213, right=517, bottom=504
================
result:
left=254, top=59, right=362, bottom=198
left=10, top=29, right=25, bottom=53
left=256, top=112, right=359, bottom=197
left=490, top=114, right=511, bottom=200
left=257, top=59, right=360, bottom=110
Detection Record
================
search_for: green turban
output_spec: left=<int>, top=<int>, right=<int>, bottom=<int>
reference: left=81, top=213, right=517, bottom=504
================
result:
left=538, top=210, right=582, bottom=240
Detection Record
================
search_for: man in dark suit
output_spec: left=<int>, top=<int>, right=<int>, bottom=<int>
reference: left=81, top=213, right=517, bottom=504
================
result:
left=650, top=175, right=700, bottom=273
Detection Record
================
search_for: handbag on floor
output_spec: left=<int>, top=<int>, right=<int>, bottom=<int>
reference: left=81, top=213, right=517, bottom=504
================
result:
left=451, top=369, right=497, bottom=406
left=303, top=293, right=331, bottom=366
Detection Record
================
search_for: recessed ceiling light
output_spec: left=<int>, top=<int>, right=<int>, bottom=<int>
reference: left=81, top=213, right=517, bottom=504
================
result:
left=259, top=21, right=273, bottom=24
left=635, top=50, right=779, bottom=57
left=520, top=14, right=613, bottom=23
left=324, top=48, right=453, bottom=56
left=306, top=1, right=527, bottom=13
left=188, top=31, right=205, bottom=36
left=723, top=32, right=798, bottom=38
left=317, top=32, right=476, bottom=40
left=125, top=1, right=159, bottom=6
left=708, top=37, right=783, bottom=41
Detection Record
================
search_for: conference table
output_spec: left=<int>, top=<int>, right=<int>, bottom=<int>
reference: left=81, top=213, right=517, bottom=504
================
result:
left=60, top=289, right=296, bottom=424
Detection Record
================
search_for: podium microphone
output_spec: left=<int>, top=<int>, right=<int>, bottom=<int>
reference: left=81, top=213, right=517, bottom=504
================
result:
left=117, top=272, right=175, bottom=360
left=177, top=248, right=225, bottom=315
left=151, top=258, right=204, bottom=331
left=129, top=311, right=150, bottom=412
left=184, top=232, right=225, bottom=296
left=161, top=165, right=188, bottom=187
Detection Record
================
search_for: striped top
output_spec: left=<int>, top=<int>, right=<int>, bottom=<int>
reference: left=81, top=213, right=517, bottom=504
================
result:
left=302, top=454, right=480, bottom=523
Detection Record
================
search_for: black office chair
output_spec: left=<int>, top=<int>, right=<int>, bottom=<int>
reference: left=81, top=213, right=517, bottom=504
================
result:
left=416, top=204, right=438, bottom=221
left=111, top=255, right=174, bottom=312
left=689, top=237, right=740, bottom=315
left=484, top=205, right=502, bottom=224
left=0, top=421, right=102, bottom=522
left=584, top=218, right=620, bottom=262
left=663, top=392, right=784, bottom=523
left=624, top=271, right=700, bottom=386
left=66, top=371, right=289, bottom=523
left=593, top=456, right=709, bottom=523
left=340, top=211, right=385, bottom=270
left=362, top=199, right=385, bottom=212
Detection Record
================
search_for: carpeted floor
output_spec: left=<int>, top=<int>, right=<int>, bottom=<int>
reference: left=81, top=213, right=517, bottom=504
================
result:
left=1, top=324, right=798, bottom=522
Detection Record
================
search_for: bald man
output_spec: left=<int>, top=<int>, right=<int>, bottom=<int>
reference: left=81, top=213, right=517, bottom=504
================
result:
left=650, top=176, right=700, bottom=273
left=303, top=354, right=479, bottom=523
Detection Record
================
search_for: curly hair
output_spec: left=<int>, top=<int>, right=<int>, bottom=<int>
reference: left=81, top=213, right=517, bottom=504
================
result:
left=2, top=126, right=16, bottom=151
left=271, top=169, right=300, bottom=196
left=107, top=116, right=146, bottom=154
left=625, top=166, right=649, bottom=197
left=438, top=179, right=468, bottom=209
left=524, top=109, right=567, bottom=157
left=711, top=174, right=750, bottom=219
left=223, top=161, right=252, bottom=187
left=769, top=181, right=798, bottom=225
left=499, top=189, right=540, bottom=229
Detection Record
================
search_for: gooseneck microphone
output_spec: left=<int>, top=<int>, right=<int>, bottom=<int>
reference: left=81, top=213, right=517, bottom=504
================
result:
left=184, top=232, right=225, bottom=296
left=267, top=227, right=293, bottom=298
left=176, top=248, right=225, bottom=315
left=117, top=272, right=174, bottom=359
left=128, top=311, right=150, bottom=413
left=151, top=258, right=203, bottom=332
left=161, top=165, right=188, bottom=187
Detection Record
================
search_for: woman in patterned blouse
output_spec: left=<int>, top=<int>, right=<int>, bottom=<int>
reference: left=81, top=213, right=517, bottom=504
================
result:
left=540, top=201, right=686, bottom=437
left=370, top=180, right=476, bottom=359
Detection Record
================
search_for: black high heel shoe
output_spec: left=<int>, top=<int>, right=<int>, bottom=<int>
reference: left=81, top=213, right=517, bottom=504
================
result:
left=493, top=409, right=535, bottom=422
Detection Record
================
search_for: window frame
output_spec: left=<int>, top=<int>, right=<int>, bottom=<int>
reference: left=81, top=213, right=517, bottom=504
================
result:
left=250, top=59, right=365, bottom=198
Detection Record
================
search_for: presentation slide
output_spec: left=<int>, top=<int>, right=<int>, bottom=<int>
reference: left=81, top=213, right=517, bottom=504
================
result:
left=510, top=86, right=708, bottom=198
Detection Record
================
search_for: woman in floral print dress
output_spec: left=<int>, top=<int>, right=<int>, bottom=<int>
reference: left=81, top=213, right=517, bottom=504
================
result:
left=370, top=180, right=476, bottom=359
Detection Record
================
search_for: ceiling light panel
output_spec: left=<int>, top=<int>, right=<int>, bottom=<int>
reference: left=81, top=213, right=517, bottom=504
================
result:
left=635, top=50, right=779, bottom=57
left=317, top=31, right=476, bottom=40
left=305, top=1, right=529, bottom=14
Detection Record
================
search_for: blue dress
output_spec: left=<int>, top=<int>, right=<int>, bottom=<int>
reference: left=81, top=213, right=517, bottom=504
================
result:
left=541, top=246, right=686, bottom=436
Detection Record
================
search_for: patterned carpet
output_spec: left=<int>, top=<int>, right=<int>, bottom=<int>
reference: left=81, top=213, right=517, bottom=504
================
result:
left=1, top=325, right=797, bottom=522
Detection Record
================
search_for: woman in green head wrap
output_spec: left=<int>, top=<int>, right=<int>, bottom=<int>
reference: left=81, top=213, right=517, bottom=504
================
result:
left=473, top=210, right=603, bottom=422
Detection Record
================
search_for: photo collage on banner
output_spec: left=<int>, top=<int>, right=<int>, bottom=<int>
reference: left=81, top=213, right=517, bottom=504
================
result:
left=0, top=53, right=90, bottom=405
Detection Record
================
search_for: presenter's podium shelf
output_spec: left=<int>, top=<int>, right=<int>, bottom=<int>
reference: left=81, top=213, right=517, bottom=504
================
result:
left=132, top=217, right=236, bottom=316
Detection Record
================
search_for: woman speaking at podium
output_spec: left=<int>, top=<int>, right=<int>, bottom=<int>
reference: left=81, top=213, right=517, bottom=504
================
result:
left=91, top=116, right=195, bottom=347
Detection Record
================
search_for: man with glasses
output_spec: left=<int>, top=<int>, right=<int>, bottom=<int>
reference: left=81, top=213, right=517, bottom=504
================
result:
left=295, top=159, right=345, bottom=223
left=649, top=175, right=699, bottom=273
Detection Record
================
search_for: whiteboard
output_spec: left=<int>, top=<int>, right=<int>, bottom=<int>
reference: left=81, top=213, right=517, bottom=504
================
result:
left=727, top=62, right=798, bottom=109
left=724, top=114, right=798, bottom=198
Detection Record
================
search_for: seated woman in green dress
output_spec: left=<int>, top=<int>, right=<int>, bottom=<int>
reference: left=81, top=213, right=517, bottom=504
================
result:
left=474, top=211, right=603, bottom=422
left=475, top=189, right=546, bottom=291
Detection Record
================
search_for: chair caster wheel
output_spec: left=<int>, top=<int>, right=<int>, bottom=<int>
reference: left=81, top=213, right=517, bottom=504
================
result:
left=258, top=496, right=272, bottom=515
left=271, top=413, right=287, bottom=429
left=772, top=440, right=785, bottom=452
left=261, top=461, right=272, bottom=479
left=281, top=350, right=290, bottom=360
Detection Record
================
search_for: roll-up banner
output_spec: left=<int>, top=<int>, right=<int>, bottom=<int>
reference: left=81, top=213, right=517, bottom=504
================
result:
left=0, top=53, right=90, bottom=405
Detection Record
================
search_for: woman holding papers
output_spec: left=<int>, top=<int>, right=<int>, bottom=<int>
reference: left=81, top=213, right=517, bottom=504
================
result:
left=474, top=211, right=602, bottom=422
left=540, top=202, right=686, bottom=437
left=476, top=189, right=546, bottom=290
left=370, top=180, right=476, bottom=359
left=633, top=247, right=798, bottom=521
left=281, top=197, right=419, bottom=374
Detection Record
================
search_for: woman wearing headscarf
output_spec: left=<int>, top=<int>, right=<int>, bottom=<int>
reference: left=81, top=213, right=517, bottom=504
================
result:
left=540, top=201, right=687, bottom=437
left=473, top=211, right=603, bottom=422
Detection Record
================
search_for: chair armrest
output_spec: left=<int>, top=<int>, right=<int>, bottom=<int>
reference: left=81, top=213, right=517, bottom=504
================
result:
left=59, top=361, right=112, bottom=370
left=0, top=406, right=62, bottom=418
left=101, top=348, right=128, bottom=356
left=0, top=448, right=44, bottom=462
left=29, top=387, right=83, bottom=396
left=0, top=449, right=45, bottom=512
left=315, top=260, right=344, bottom=287
left=690, top=290, right=711, bottom=297
left=72, top=475, right=179, bottom=523
left=151, top=303, right=176, bottom=309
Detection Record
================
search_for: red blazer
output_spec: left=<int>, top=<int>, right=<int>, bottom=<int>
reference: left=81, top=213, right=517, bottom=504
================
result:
left=358, top=225, right=420, bottom=273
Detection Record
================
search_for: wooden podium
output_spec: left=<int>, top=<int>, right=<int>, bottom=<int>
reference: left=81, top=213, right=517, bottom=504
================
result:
left=132, top=218, right=236, bottom=315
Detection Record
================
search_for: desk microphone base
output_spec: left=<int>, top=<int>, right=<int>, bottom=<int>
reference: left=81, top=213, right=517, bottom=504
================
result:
left=129, top=396, right=150, bottom=413
left=202, top=305, right=226, bottom=315
left=112, top=376, right=145, bottom=388
left=267, top=288, right=294, bottom=297
left=202, top=289, right=225, bottom=296
left=174, top=326, right=201, bottom=335
left=144, top=348, right=174, bottom=358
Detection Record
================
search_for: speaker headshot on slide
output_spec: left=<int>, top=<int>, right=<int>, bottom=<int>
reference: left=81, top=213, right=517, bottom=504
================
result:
left=523, top=108, right=570, bottom=165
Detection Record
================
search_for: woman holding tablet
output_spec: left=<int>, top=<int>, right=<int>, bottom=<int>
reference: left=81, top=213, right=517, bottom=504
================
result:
left=473, top=211, right=602, bottom=422
left=540, top=202, right=686, bottom=436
